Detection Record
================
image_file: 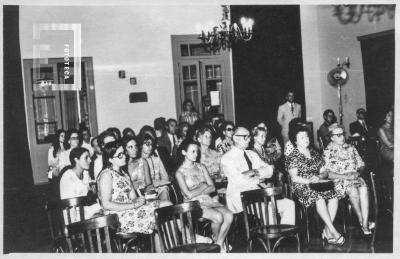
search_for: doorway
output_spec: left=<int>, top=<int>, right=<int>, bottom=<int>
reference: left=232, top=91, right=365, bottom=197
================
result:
left=23, top=57, right=97, bottom=184
left=358, top=30, right=394, bottom=130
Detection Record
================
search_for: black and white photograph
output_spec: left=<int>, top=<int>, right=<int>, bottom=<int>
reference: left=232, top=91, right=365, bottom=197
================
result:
left=2, top=0, right=398, bottom=255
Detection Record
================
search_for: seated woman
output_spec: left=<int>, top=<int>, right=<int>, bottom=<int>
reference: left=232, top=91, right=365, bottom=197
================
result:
left=140, top=134, right=171, bottom=201
left=122, top=136, right=152, bottom=193
left=323, top=125, right=373, bottom=235
left=176, top=140, right=233, bottom=252
left=58, top=129, right=81, bottom=172
left=377, top=109, right=394, bottom=162
left=257, top=122, right=283, bottom=162
left=59, top=147, right=101, bottom=220
left=197, top=126, right=223, bottom=180
left=251, top=126, right=283, bottom=186
left=216, top=121, right=234, bottom=155
left=48, top=129, right=66, bottom=180
left=97, top=141, right=171, bottom=235
left=286, top=125, right=345, bottom=245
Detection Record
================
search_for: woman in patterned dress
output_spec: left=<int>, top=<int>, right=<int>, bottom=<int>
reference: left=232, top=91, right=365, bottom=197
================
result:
left=97, top=141, right=171, bottom=234
left=324, top=125, right=372, bottom=235
left=176, top=140, right=233, bottom=252
left=179, top=99, right=200, bottom=126
left=140, top=134, right=171, bottom=201
left=286, top=125, right=345, bottom=245
left=216, top=121, right=234, bottom=155
left=197, top=126, right=223, bottom=180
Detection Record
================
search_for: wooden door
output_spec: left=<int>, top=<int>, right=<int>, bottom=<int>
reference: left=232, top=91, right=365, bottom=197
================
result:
left=23, top=57, right=97, bottom=184
left=358, top=30, right=394, bottom=130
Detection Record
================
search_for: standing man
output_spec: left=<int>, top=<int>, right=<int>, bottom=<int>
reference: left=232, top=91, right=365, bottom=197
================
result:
left=221, top=126, right=295, bottom=224
left=277, top=91, right=302, bottom=144
left=349, top=108, right=370, bottom=137
left=157, top=118, right=179, bottom=157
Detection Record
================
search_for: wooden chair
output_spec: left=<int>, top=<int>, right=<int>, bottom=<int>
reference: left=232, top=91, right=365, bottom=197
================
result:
left=241, top=187, right=301, bottom=252
left=368, top=172, right=379, bottom=249
left=45, top=196, right=92, bottom=252
left=154, top=201, right=221, bottom=253
left=66, top=214, right=120, bottom=253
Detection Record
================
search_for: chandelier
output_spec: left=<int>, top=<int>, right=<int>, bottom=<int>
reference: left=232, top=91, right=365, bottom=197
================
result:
left=198, top=5, right=254, bottom=52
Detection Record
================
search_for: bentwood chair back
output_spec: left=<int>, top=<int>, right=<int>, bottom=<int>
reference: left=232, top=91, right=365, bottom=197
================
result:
left=241, top=187, right=301, bottom=252
left=154, top=201, right=220, bottom=253
left=66, top=214, right=120, bottom=253
left=45, top=196, right=91, bottom=252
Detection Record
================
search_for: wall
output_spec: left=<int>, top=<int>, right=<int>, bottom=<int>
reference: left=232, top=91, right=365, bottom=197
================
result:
left=300, top=5, right=395, bottom=143
left=19, top=5, right=221, bottom=133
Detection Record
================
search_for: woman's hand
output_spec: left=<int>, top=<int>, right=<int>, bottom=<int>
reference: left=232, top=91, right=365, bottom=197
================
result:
left=309, top=176, right=320, bottom=183
left=346, top=172, right=358, bottom=180
left=132, top=197, right=146, bottom=208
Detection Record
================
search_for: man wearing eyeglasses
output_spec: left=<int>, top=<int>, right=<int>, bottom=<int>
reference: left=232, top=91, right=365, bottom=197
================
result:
left=221, top=127, right=295, bottom=224
left=277, top=91, right=302, bottom=144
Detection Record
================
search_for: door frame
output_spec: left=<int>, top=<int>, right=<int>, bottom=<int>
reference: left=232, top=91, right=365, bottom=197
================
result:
left=23, top=56, right=97, bottom=184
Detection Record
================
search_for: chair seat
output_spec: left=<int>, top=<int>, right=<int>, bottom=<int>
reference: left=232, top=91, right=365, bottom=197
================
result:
left=167, top=243, right=220, bottom=253
left=251, top=224, right=301, bottom=239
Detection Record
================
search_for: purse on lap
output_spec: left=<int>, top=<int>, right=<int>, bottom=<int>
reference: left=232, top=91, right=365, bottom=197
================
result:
left=309, top=180, right=334, bottom=192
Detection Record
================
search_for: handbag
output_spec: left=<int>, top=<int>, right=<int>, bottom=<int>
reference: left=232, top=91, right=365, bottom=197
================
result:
left=309, top=180, right=334, bottom=192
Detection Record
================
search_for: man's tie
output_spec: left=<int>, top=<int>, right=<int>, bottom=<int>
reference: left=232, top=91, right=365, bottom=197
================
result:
left=243, top=151, right=253, bottom=170
left=291, top=103, right=294, bottom=115
left=362, top=121, right=368, bottom=133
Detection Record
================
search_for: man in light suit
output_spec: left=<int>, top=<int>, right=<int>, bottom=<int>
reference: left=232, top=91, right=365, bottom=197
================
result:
left=221, top=126, right=295, bottom=224
left=277, top=91, right=302, bottom=144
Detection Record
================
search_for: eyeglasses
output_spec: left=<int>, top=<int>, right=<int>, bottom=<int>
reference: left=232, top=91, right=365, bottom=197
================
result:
left=70, top=137, right=79, bottom=140
left=113, top=152, right=125, bottom=159
left=234, top=134, right=251, bottom=140
left=332, top=133, right=345, bottom=137
left=226, top=128, right=233, bottom=131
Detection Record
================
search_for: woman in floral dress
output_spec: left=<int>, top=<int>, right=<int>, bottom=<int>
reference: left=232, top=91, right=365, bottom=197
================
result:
left=286, top=125, right=345, bottom=245
left=97, top=141, right=171, bottom=234
left=323, top=124, right=372, bottom=235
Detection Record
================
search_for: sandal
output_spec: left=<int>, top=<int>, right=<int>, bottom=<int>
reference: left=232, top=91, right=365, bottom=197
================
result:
left=328, top=235, right=345, bottom=246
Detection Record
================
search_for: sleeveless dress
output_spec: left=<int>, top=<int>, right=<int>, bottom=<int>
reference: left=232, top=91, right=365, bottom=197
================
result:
left=129, top=158, right=147, bottom=190
left=99, top=168, right=160, bottom=234
left=179, top=162, right=222, bottom=209
left=285, top=148, right=341, bottom=208
left=378, top=125, right=394, bottom=161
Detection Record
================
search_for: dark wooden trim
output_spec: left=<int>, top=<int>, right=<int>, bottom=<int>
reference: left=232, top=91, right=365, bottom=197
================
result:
left=357, top=29, right=394, bottom=41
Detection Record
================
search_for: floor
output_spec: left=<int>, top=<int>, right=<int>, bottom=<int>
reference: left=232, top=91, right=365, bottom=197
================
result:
left=3, top=183, right=393, bottom=253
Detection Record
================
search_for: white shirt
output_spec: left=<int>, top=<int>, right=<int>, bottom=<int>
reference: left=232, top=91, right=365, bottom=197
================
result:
left=58, top=149, right=72, bottom=171
left=59, top=169, right=101, bottom=221
left=221, top=146, right=273, bottom=213
left=60, top=169, right=91, bottom=199
left=81, top=141, right=94, bottom=156
left=93, top=155, right=103, bottom=180
left=167, top=133, right=177, bottom=154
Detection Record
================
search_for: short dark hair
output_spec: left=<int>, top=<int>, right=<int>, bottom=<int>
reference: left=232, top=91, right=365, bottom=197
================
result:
left=69, top=147, right=89, bottom=167
left=167, top=118, right=177, bottom=125
left=122, top=127, right=135, bottom=138
left=182, top=99, right=194, bottom=110
left=138, top=125, right=156, bottom=139
left=65, top=128, right=81, bottom=149
left=98, top=130, right=116, bottom=150
left=102, top=141, right=121, bottom=169
left=90, top=136, right=98, bottom=147
left=107, top=127, right=121, bottom=141
left=154, top=117, right=166, bottom=131
left=289, top=125, right=311, bottom=148
left=323, top=109, right=334, bottom=117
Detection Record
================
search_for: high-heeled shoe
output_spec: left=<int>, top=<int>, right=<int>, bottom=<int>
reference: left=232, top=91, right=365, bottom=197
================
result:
left=362, top=226, right=372, bottom=235
left=328, top=235, right=345, bottom=246
left=321, top=229, right=335, bottom=243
